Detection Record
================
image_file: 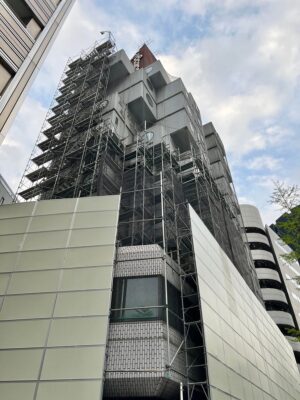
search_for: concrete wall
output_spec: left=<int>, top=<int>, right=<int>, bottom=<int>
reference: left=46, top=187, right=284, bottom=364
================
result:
left=190, top=205, right=300, bottom=400
left=0, top=195, right=120, bottom=400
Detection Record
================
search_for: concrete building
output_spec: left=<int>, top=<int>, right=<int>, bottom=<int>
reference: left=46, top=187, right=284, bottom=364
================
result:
left=0, top=0, right=74, bottom=144
left=241, top=204, right=300, bottom=370
left=0, top=173, right=14, bottom=204
left=2, top=38, right=300, bottom=399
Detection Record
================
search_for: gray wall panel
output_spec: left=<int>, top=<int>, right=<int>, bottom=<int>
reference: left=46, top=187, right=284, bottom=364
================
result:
left=0, top=195, right=120, bottom=400
left=189, top=205, right=300, bottom=400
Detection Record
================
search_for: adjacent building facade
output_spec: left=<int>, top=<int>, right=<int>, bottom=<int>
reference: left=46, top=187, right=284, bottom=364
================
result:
left=0, top=173, right=14, bottom=204
left=241, top=204, right=300, bottom=370
left=0, top=0, right=74, bottom=144
left=1, top=38, right=300, bottom=399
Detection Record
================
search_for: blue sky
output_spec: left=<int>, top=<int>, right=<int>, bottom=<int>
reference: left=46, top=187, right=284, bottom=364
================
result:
left=1, top=0, right=299, bottom=224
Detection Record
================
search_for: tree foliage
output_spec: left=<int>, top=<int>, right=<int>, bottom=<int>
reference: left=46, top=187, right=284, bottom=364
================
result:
left=269, top=181, right=300, bottom=212
left=269, top=181, right=300, bottom=262
left=270, top=181, right=300, bottom=342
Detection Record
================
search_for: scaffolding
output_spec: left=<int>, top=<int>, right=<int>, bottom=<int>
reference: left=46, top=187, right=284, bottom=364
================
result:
left=115, top=132, right=210, bottom=399
left=16, top=36, right=120, bottom=201
left=15, top=37, right=262, bottom=398
left=177, top=144, right=261, bottom=298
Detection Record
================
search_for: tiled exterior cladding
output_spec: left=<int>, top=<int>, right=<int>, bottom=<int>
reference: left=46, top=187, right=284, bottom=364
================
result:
left=105, top=245, right=185, bottom=398
left=114, top=244, right=181, bottom=289
left=105, top=322, right=185, bottom=398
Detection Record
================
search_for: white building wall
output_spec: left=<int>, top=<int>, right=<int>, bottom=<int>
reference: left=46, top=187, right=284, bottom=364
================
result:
left=189, top=205, right=300, bottom=400
left=0, top=196, right=120, bottom=400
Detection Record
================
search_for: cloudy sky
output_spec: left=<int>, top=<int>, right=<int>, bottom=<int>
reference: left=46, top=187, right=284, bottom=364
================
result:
left=1, top=0, right=300, bottom=224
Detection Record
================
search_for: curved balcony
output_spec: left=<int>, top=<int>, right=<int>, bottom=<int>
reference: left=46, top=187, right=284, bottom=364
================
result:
left=240, top=204, right=265, bottom=230
left=249, top=242, right=272, bottom=252
left=251, top=250, right=276, bottom=264
left=245, top=226, right=267, bottom=236
left=254, top=259, right=277, bottom=270
left=261, top=288, right=288, bottom=303
left=256, top=268, right=281, bottom=282
left=268, top=310, right=295, bottom=327
left=246, top=232, right=270, bottom=246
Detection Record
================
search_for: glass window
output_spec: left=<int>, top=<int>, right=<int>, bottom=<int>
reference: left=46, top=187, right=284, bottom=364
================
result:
left=249, top=242, right=272, bottom=252
left=111, top=276, right=163, bottom=321
left=259, top=279, right=283, bottom=290
left=254, top=259, right=277, bottom=270
left=146, top=93, right=153, bottom=107
left=167, top=281, right=183, bottom=332
left=245, top=227, right=267, bottom=236
left=4, top=0, right=42, bottom=39
left=111, top=276, right=183, bottom=332
left=0, top=59, right=14, bottom=96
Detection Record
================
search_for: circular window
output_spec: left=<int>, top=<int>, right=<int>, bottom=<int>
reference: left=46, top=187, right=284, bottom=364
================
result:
left=147, top=78, right=154, bottom=91
left=146, top=93, right=153, bottom=107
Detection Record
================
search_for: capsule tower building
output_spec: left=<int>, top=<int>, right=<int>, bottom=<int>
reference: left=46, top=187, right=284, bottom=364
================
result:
left=1, top=36, right=299, bottom=400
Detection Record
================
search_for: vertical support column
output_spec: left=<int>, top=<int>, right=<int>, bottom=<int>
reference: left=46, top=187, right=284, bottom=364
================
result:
left=160, top=171, right=171, bottom=365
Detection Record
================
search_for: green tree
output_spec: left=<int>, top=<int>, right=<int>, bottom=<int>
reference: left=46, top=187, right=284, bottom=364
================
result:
left=269, top=181, right=300, bottom=263
left=269, top=181, right=300, bottom=342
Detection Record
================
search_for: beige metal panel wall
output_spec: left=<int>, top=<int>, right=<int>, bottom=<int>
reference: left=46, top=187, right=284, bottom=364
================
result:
left=0, top=195, right=120, bottom=400
left=189, top=205, right=300, bottom=400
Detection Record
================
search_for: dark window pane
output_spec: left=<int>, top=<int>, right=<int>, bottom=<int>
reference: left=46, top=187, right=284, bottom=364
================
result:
left=167, top=282, right=183, bottom=332
left=111, top=276, right=164, bottom=321
left=249, top=242, right=272, bottom=252
left=245, top=227, right=267, bottom=236
left=111, top=276, right=184, bottom=333
left=123, top=277, right=162, bottom=319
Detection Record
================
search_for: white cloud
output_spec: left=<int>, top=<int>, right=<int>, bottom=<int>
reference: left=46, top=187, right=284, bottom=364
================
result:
left=159, top=0, right=300, bottom=159
left=1, top=0, right=299, bottom=227
left=0, top=98, right=47, bottom=191
left=29, top=0, right=147, bottom=99
left=246, top=174, right=279, bottom=190
left=247, top=156, right=282, bottom=171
